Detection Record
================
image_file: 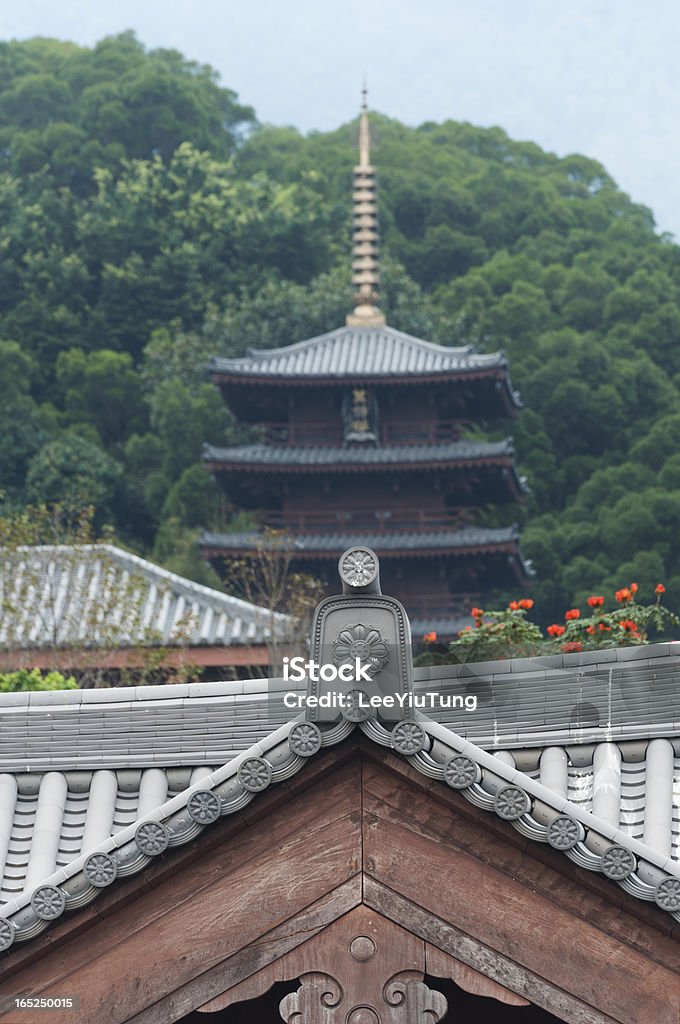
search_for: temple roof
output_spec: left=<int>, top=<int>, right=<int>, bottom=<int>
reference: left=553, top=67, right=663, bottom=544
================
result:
left=0, top=544, right=288, bottom=650
left=203, top=438, right=526, bottom=477
left=210, top=325, right=521, bottom=398
left=201, top=526, right=531, bottom=569
left=1, top=644, right=679, bottom=950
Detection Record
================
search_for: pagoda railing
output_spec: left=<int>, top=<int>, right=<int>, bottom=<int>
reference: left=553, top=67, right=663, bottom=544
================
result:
left=262, top=420, right=473, bottom=446
left=260, top=508, right=478, bottom=533
left=406, top=593, right=481, bottom=620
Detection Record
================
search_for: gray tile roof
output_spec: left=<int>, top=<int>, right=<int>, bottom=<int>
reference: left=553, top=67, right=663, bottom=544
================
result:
left=413, top=641, right=680, bottom=748
left=0, top=663, right=678, bottom=950
left=211, top=324, right=519, bottom=394
left=203, top=438, right=520, bottom=470
left=202, top=526, right=526, bottom=556
left=0, top=544, right=289, bottom=649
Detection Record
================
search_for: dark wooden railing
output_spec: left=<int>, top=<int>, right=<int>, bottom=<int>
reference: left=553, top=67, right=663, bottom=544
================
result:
left=406, top=593, right=481, bottom=620
left=262, top=420, right=474, bottom=446
left=260, top=508, right=477, bottom=533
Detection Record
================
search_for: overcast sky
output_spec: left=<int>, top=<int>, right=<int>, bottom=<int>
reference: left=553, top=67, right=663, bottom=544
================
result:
left=3, top=1, right=680, bottom=237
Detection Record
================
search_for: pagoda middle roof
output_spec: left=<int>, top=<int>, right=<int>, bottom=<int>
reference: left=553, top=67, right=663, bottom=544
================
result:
left=203, top=438, right=522, bottom=471
left=210, top=324, right=519, bottom=393
left=202, top=524, right=528, bottom=557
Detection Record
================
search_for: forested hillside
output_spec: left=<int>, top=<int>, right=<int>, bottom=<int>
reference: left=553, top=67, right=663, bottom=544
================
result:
left=2, top=32, right=680, bottom=624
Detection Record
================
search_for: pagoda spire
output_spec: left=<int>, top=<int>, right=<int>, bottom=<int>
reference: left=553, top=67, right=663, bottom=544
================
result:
left=346, top=86, right=386, bottom=327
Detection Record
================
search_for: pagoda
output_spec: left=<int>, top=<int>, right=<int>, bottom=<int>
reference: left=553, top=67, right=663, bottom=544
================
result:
left=202, top=92, right=531, bottom=636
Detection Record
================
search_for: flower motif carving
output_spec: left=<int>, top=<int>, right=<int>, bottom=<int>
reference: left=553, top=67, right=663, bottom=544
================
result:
left=339, top=547, right=378, bottom=588
left=443, top=755, right=479, bottom=790
left=391, top=720, right=426, bottom=756
left=547, top=815, right=583, bottom=850
left=654, top=877, right=680, bottom=912
left=188, top=790, right=221, bottom=824
left=289, top=722, right=322, bottom=757
left=31, top=885, right=66, bottom=921
left=342, top=689, right=373, bottom=722
left=494, top=786, right=530, bottom=821
left=333, top=624, right=389, bottom=679
left=84, top=852, right=118, bottom=887
left=601, top=845, right=636, bottom=880
left=135, top=821, right=169, bottom=857
left=0, top=918, right=14, bottom=952
left=238, top=756, right=273, bottom=793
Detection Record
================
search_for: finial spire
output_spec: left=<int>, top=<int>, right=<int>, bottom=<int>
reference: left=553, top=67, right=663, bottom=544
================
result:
left=346, top=85, right=385, bottom=328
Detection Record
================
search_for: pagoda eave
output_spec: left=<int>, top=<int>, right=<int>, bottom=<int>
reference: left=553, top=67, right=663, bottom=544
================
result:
left=203, top=455, right=520, bottom=476
left=201, top=531, right=532, bottom=576
left=211, top=367, right=516, bottom=389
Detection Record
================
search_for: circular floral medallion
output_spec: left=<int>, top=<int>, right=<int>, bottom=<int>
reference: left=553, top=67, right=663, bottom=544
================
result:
left=188, top=790, right=221, bottom=824
left=443, top=755, right=479, bottom=790
left=338, top=548, right=379, bottom=589
left=83, top=852, right=118, bottom=887
left=654, top=877, right=680, bottom=913
left=135, top=821, right=169, bottom=857
left=238, top=757, right=273, bottom=793
left=289, top=722, right=322, bottom=757
left=333, top=623, right=389, bottom=679
left=494, top=786, right=531, bottom=821
left=342, top=689, right=373, bottom=722
left=601, top=845, right=636, bottom=880
left=31, top=885, right=66, bottom=921
left=0, top=918, right=14, bottom=952
left=547, top=815, right=584, bottom=850
left=391, top=720, right=426, bottom=756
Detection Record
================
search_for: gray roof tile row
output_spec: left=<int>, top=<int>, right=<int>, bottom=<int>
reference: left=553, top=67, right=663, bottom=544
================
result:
left=203, top=438, right=517, bottom=468
left=0, top=706, right=677, bottom=952
left=202, top=525, right=524, bottom=555
left=0, top=545, right=289, bottom=649
left=210, top=324, right=513, bottom=381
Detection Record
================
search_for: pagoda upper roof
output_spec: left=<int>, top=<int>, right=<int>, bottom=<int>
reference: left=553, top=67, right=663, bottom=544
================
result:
left=203, top=438, right=526, bottom=481
left=211, top=324, right=521, bottom=398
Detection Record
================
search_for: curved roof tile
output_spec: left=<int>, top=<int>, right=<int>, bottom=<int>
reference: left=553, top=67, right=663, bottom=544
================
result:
left=203, top=438, right=519, bottom=469
left=1, top=701, right=678, bottom=951
left=0, top=545, right=289, bottom=650
left=211, top=325, right=520, bottom=398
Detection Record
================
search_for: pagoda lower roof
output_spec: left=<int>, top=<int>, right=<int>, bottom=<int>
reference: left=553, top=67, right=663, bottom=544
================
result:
left=210, top=324, right=521, bottom=402
left=203, top=438, right=526, bottom=479
left=202, top=526, right=532, bottom=571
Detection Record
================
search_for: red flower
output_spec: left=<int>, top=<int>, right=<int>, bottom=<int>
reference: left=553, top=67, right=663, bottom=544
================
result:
left=565, top=608, right=580, bottom=620
left=547, top=624, right=565, bottom=637
left=470, top=607, right=484, bottom=619
left=655, top=583, right=666, bottom=595
left=518, top=598, right=534, bottom=609
left=620, top=620, right=639, bottom=633
left=630, top=582, right=638, bottom=595
left=561, top=641, right=584, bottom=653
left=508, top=600, right=520, bottom=611
left=587, top=595, right=605, bottom=608
left=615, top=587, right=632, bottom=603
left=586, top=625, right=596, bottom=635
left=598, top=623, right=612, bottom=632
left=423, top=631, right=437, bottom=643
left=459, top=626, right=472, bottom=634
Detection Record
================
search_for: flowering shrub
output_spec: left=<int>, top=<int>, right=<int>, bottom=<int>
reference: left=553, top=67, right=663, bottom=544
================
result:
left=419, top=584, right=679, bottom=665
